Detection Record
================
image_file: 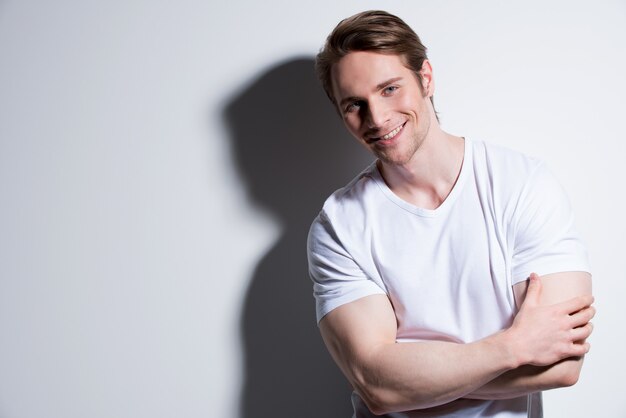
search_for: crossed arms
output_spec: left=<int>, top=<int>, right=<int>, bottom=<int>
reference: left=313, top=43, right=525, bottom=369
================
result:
left=318, top=271, right=594, bottom=415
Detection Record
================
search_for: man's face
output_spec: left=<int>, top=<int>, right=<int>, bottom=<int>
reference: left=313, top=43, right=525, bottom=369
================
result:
left=331, top=51, right=433, bottom=166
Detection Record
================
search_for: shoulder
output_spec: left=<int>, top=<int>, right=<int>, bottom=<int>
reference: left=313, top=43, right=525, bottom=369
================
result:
left=468, top=138, right=551, bottom=203
left=316, top=161, right=381, bottom=223
left=470, top=138, right=543, bottom=178
left=308, top=161, right=382, bottom=252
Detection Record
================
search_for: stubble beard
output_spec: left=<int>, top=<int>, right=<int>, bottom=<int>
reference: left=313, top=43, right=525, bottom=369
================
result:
left=375, top=115, right=431, bottom=167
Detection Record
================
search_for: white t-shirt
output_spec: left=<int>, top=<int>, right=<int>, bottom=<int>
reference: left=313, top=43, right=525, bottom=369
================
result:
left=307, top=138, right=590, bottom=418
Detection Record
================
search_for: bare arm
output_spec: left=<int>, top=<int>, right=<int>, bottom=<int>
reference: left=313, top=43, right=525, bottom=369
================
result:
left=319, top=274, right=594, bottom=414
left=465, top=271, right=593, bottom=399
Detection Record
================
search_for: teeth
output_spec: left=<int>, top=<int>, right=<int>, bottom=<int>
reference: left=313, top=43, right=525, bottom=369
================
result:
left=382, top=125, right=402, bottom=140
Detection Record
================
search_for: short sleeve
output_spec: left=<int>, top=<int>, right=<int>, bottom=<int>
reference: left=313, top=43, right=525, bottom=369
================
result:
left=307, top=211, right=386, bottom=323
left=511, top=162, right=591, bottom=283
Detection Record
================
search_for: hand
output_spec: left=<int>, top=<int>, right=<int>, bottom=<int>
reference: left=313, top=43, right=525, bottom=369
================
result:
left=506, top=273, right=595, bottom=367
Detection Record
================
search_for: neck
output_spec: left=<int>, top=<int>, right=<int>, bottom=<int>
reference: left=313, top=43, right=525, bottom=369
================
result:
left=378, top=129, right=465, bottom=210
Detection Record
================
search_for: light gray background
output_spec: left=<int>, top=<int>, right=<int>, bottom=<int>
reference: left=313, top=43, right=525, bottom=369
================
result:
left=1, top=1, right=624, bottom=417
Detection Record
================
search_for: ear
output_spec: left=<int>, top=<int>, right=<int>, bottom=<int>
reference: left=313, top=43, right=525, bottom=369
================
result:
left=420, top=59, right=434, bottom=97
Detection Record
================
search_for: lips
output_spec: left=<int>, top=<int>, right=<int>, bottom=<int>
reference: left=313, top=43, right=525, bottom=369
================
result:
left=367, top=122, right=406, bottom=144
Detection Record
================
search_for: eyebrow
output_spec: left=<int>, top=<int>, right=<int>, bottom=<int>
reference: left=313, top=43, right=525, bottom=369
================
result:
left=376, top=77, right=403, bottom=91
left=338, top=77, right=404, bottom=108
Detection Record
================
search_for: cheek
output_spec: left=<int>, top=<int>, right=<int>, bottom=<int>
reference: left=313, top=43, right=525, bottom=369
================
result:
left=398, top=94, right=414, bottom=109
left=343, top=116, right=361, bottom=134
left=405, top=97, right=427, bottom=119
left=393, top=93, right=416, bottom=112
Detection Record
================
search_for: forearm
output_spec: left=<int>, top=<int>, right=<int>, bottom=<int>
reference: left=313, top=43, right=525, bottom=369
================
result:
left=464, top=356, right=584, bottom=400
left=341, top=332, right=520, bottom=413
left=320, top=275, right=593, bottom=415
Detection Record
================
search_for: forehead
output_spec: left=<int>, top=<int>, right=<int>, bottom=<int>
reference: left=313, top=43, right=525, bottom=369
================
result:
left=331, top=51, right=412, bottom=99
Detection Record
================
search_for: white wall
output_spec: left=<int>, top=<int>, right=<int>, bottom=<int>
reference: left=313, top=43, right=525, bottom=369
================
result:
left=1, top=1, right=624, bottom=417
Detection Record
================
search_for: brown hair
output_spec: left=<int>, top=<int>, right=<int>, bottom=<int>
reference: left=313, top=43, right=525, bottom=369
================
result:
left=315, top=10, right=436, bottom=113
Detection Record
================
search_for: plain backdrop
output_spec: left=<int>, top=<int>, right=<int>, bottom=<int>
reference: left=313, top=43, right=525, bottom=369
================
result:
left=1, top=1, right=625, bottom=417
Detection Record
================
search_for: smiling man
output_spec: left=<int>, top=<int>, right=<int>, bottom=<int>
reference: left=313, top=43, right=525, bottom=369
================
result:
left=307, top=10, right=594, bottom=418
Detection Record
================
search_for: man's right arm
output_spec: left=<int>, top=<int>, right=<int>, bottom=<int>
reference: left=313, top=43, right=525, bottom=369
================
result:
left=318, top=275, right=594, bottom=415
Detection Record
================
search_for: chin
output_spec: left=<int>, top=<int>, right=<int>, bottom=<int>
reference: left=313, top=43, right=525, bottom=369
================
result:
left=377, top=153, right=412, bottom=166
left=376, top=145, right=417, bottom=166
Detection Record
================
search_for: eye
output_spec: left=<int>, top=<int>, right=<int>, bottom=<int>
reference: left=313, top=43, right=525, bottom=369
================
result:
left=383, top=85, right=398, bottom=95
left=345, top=100, right=364, bottom=113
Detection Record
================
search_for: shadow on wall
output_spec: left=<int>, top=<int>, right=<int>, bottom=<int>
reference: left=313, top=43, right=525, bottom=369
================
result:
left=224, top=57, right=373, bottom=418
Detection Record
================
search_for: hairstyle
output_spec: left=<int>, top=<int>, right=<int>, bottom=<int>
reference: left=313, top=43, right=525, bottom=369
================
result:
left=315, top=10, right=436, bottom=113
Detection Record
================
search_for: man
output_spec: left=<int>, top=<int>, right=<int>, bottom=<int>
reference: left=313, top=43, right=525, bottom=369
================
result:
left=307, top=10, right=594, bottom=418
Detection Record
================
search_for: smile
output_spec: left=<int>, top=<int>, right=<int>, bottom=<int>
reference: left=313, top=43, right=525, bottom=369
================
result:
left=369, top=122, right=406, bottom=143
left=382, top=124, right=403, bottom=140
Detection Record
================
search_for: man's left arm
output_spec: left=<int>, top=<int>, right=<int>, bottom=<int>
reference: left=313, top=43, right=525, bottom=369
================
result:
left=466, top=270, right=593, bottom=400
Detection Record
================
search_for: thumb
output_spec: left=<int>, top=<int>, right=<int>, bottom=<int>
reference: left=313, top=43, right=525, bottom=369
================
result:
left=523, top=273, right=542, bottom=306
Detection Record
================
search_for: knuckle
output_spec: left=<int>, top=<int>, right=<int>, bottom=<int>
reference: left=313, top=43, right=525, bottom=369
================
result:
left=557, top=343, right=569, bottom=357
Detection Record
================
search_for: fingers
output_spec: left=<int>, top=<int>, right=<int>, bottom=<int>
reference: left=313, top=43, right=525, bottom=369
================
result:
left=570, top=322, right=594, bottom=342
left=567, top=340, right=591, bottom=357
left=557, top=294, right=595, bottom=315
left=523, top=272, right=542, bottom=306
left=568, top=305, right=596, bottom=328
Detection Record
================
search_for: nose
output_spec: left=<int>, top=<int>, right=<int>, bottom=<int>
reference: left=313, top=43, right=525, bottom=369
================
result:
left=365, top=100, right=389, bottom=130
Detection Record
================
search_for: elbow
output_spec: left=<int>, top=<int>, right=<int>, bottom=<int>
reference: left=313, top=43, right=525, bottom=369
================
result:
left=369, top=404, right=393, bottom=416
left=352, top=372, right=402, bottom=415
left=558, top=365, right=581, bottom=387
left=360, top=398, right=385, bottom=416
left=358, top=389, right=396, bottom=416
left=552, top=357, right=584, bottom=388
left=358, top=386, right=433, bottom=415
left=354, top=380, right=392, bottom=415
left=561, top=372, right=580, bottom=388
left=354, top=375, right=430, bottom=415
